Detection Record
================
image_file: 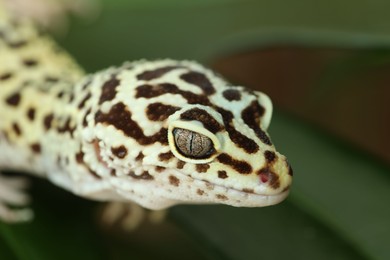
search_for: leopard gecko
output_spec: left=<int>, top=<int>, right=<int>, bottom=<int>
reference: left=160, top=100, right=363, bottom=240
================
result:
left=0, top=2, right=293, bottom=222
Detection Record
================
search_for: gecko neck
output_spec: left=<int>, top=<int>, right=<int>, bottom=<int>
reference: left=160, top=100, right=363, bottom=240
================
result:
left=0, top=5, right=86, bottom=176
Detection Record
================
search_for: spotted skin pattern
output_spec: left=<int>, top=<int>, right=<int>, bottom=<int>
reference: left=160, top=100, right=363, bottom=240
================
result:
left=0, top=3, right=292, bottom=222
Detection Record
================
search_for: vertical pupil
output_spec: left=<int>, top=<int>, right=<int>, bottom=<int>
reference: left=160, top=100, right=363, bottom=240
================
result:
left=173, top=128, right=213, bottom=158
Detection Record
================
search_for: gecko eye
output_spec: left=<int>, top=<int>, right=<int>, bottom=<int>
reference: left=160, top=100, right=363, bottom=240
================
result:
left=173, top=128, right=215, bottom=159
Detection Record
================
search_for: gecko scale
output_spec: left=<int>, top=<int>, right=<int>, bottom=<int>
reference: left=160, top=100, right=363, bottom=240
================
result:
left=0, top=2, right=292, bottom=222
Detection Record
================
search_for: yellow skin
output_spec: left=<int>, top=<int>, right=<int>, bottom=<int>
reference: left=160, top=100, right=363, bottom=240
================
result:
left=0, top=2, right=292, bottom=222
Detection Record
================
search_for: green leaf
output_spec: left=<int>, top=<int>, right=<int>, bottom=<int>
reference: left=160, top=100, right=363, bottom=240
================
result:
left=171, top=203, right=364, bottom=260
left=61, top=0, right=390, bottom=71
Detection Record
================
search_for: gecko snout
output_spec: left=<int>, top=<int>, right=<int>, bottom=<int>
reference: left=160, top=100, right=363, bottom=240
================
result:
left=257, top=156, right=293, bottom=192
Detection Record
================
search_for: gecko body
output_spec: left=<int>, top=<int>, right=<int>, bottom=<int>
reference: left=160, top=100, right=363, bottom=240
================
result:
left=0, top=3, right=292, bottom=222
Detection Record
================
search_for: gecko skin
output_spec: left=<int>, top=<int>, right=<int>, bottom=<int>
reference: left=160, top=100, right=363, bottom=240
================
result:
left=0, top=3, right=292, bottom=222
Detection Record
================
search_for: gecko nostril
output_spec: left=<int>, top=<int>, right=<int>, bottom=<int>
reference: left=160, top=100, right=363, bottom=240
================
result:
left=259, top=172, right=269, bottom=183
left=257, top=167, right=280, bottom=189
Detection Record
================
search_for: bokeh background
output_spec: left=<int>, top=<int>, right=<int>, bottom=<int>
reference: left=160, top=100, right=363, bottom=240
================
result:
left=1, top=0, right=389, bottom=259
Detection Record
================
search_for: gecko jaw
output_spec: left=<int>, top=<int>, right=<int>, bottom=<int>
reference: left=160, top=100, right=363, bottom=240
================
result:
left=169, top=168, right=291, bottom=207
left=195, top=177, right=290, bottom=207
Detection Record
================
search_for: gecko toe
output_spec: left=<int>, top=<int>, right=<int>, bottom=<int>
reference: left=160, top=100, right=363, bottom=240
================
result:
left=0, top=175, right=31, bottom=206
left=0, top=203, right=33, bottom=223
left=0, top=174, right=33, bottom=222
left=99, top=201, right=148, bottom=231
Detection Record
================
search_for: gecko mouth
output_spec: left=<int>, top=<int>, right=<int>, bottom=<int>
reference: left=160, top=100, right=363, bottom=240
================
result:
left=198, top=178, right=290, bottom=207
left=169, top=168, right=290, bottom=207
left=105, top=157, right=290, bottom=207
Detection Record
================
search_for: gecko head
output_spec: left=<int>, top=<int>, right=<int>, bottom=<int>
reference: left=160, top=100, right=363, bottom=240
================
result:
left=83, top=60, right=292, bottom=209
left=161, top=95, right=293, bottom=208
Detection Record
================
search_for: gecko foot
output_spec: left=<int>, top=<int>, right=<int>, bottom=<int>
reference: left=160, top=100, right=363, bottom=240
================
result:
left=0, top=173, right=33, bottom=223
left=99, top=202, right=167, bottom=231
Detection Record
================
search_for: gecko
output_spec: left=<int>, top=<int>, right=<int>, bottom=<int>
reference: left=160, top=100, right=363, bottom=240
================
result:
left=0, top=2, right=293, bottom=223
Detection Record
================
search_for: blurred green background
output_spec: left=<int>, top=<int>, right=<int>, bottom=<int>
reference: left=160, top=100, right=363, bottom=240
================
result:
left=1, top=0, right=390, bottom=259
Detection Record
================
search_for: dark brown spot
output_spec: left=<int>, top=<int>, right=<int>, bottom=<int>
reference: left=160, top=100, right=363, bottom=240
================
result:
left=135, top=83, right=211, bottom=106
left=243, top=188, right=254, bottom=194
left=27, top=108, right=35, bottom=121
left=217, top=108, right=259, bottom=153
left=146, top=103, right=180, bottom=121
left=264, top=151, right=276, bottom=163
left=12, top=123, right=21, bottom=136
left=57, top=117, right=75, bottom=136
left=0, top=72, right=13, bottom=81
left=241, top=100, right=272, bottom=145
left=69, top=93, right=74, bottom=103
left=216, top=194, right=228, bottom=200
left=176, top=161, right=185, bottom=169
left=155, top=166, right=165, bottom=172
left=197, top=189, right=205, bottom=195
left=88, top=168, right=102, bottom=179
left=217, top=170, right=228, bottom=179
left=78, top=92, right=91, bottom=109
left=257, top=168, right=280, bottom=189
left=223, top=89, right=241, bottom=101
left=158, top=151, right=174, bottom=161
left=76, top=150, right=84, bottom=164
left=180, top=108, right=223, bottom=133
left=23, top=59, right=38, bottom=67
left=43, top=114, right=54, bottom=130
left=135, top=152, right=144, bottom=161
left=82, top=108, right=91, bottom=127
left=137, top=66, right=180, bottom=81
left=99, top=76, right=120, bottom=104
left=196, top=164, right=210, bottom=173
left=95, top=102, right=168, bottom=145
left=135, top=84, right=176, bottom=99
left=129, top=171, right=154, bottom=180
left=5, top=93, right=21, bottom=106
left=30, top=143, right=41, bottom=154
left=217, top=153, right=252, bottom=174
left=169, top=175, right=180, bottom=187
left=180, top=71, right=215, bottom=95
left=111, top=145, right=128, bottom=159
left=57, top=91, right=65, bottom=98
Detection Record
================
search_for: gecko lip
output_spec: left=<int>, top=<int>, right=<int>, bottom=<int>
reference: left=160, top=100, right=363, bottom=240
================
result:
left=234, top=187, right=290, bottom=207
left=207, top=180, right=290, bottom=207
left=169, top=168, right=290, bottom=207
